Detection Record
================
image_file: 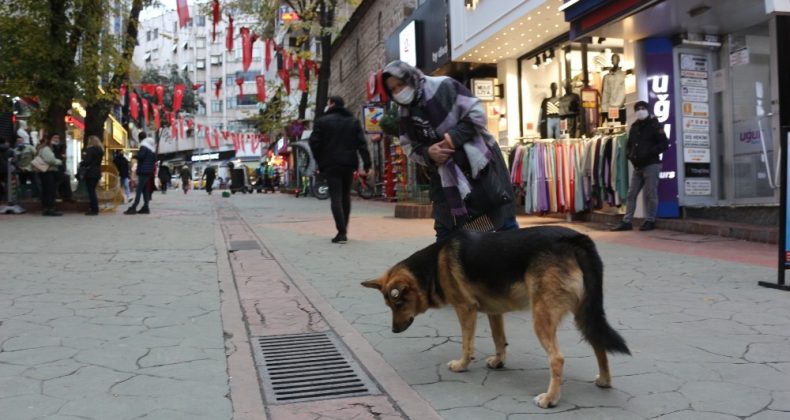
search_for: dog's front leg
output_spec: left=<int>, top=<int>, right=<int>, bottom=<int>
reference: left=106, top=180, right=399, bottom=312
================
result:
left=486, top=314, right=507, bottom=369
left=448, top=304, right=477, bottom=372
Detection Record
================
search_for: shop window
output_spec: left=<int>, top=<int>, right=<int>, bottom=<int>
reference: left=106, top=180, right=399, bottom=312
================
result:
left=211, top=100, right=223, bottom=112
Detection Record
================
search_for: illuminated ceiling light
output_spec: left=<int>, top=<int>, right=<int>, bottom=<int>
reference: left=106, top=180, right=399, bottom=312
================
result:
left=527, top=16, right=532, bottom=20
left=532, top=56, right=541, bottom=69
left=543, top=48, right=554, bottom=64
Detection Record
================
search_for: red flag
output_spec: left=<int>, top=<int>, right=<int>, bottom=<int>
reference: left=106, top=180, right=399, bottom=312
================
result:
left=214, top=78, right=222, bottom=98
left=205, top=126, right=212, bottom=148
left=197, top=123, right=203, bottom=131
left=187, top=119, right=194, bottom=130
left=255, top=75, right=266, bottom=102
left=287, top=53, right=294, bottom=71
left=213, top=129, right=220, bottom=148
left=279, top=69, right=290, bottom=95
left=236, top=77, right=244, bottom=97
left=153, top=105, right=161, bottom=129
left=251, top=136, right=260, bottom=154
left=376, top=70, right=389, bottom=102
left=173, top=84, right=186, bottom=113
left=232, top=133, right=241, bottom=151
left=142, top=98, right=150, bottom=126
left=241, top=27, right=255, bottom=71
left=265, top=39, right=273, bottom=71
left=156, top=84, right=164, bottom=104
left=120, top=84, right=127, bottom=101
left=226, top=15, right=234, bottom=52
left=192, top=83, right=203, bottom=91
left=177, top=0, right=190, bottom=29
left=140, top=84, right=156, bottom=96
left=171, top=120, right=177, bottom=139
left=211, top=0, right=220, bottom=42
left=129, top=92, right=139, bottom=122
left=298, top=60, right=307, bottom=92
left=179, top=116, right=185, bottom=139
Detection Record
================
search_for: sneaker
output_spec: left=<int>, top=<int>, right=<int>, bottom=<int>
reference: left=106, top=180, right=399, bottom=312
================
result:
left=639, top=221, right=656, bottom=231
left=124, top=207, right=137, bottom=215
left=331, top=234, right=348, bottom=244
left=610, top=221, right=632, bottom=231
left=137, top=206, right=150, bottom=214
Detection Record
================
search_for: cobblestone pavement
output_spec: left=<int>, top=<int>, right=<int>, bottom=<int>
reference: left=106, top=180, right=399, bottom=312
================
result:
left=230, top=193, right=790, bottom=420
left=2, top=190, right=790, bottom=420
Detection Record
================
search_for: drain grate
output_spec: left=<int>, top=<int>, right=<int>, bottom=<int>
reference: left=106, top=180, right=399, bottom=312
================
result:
left=252, top=332, right=379, bottom=404
left=228, top=240, right=260, bottom=251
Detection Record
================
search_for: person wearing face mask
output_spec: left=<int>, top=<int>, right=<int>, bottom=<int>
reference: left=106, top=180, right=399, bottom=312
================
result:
left=382, top=60, right=517, bottom=241
left=611, top=100, right=669, bottom=232
left=308, top=95, right=373, bottom=244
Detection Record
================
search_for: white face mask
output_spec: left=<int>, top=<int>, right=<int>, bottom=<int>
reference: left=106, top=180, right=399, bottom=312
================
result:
left=393, top=86, right=415, bottom=105
left=635, top=109, right=649, bottom=120
left=323, top=105, right=330, bottom=113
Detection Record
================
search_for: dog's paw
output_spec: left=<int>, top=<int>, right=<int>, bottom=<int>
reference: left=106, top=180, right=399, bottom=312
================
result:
left=533, top=393, right=559, bottom=409
left=485, top=356, right=505, bottom=369
left=595, top=375, right=612, bottom=388
left=447, top=359, right=470, bottom=372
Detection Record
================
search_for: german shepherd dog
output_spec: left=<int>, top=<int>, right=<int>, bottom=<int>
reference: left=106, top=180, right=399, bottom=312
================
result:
left=362, top=226, right=630, bottom=408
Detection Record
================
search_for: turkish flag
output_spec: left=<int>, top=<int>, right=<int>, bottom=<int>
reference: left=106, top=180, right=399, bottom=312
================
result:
left=179, top=116, right=185, bottom=139
left=287, top=53, right=294, bottom=71
left=173, top=84, right=185, bottom=113
left=142, top=98, right=150, bottom=126
left=192, top=83, right=203, bottom=91
left=140, top=84, right=156, bottom=96
left=251, top=136, right=260, bottom=154
left=265, top=39, right=273, bottom=71
left=177, top=0, right=190, bottom=28
left=211, top=0, right=220, bottom=42
left=236, top=77, right=244, bottom=97
left=231, top=133, right=240, bottom=151
left=129, top=92, right=139, bottom=122
left=214, top=78, right=222, bottom=98
left=213, top=129, right=220, bottom=148
left=226, top=15, right=234, bottom=52
left=298, top=60, right=307, bottom=92
left=241, top=27, right=258, bottom=72
left=255, top=75, right=266, bottom=102
left=205, top=126, right=212, bottom=148
left=120, top=84, right=127, bottom=102
left=155, top=84, right=164, bottom=104
left=153, top=105, right=161, bottom=129
left=376, top=70, right=389, bottom=102
left=279, top=69, right=290, bottom=95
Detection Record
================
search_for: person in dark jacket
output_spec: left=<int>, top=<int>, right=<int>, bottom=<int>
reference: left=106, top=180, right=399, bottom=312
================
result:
left=124, top=132, right=157, bottom=214
left=81, top=135, right=104, bottom=215
left=382, top=60, right=517, bottom=242
left=113, top=151, right=131, bottom=202
left=309, top=95, right=373, bottom=244
left=202, top=165, right=216, bottom=194
left=179, top=165, right=191, bottom=194
left=611, top=100, right=670, bottom=232
left=157, top=162, right=171, bottom=194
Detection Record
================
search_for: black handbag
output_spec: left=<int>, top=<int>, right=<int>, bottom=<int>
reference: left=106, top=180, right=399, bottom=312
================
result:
left=464, top=149, right=514, bottom=216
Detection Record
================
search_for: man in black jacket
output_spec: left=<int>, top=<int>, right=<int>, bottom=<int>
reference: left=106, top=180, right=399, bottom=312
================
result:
left=124, top=132, right=157, bottom=215
left=611, top=101, right=670, bottom=232
left=309, top=96, right=373, bottom=243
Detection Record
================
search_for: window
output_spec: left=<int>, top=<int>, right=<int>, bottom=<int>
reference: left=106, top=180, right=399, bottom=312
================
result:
left=237, top=94, right=258, bottom=106
left=146, top=30, right=151, bottom=41
left=210, top=54, right=222, bottom=65
left=211, top=100, right=223, bottom=112
left=197, top=16, right=206, bottom=27
left=153, top=28, right=158, bottom=39
left=144, top=52, right=152, bottom=62
left=187, top=18, right=193, bottom=27
left=172, top=44, right=178, bottom=54
left=197, top=58, right=206, bottom=69
left=196, top=104, right=206, bottom=115
left=289, top=37, right=298, bottom=48
left=173, top=21, right=177, bottom=34
left=182, top=63, right=192, bottom=72
left=182, top=40, right=189, bottom=50
left=196, top=37, right=206, bottom=49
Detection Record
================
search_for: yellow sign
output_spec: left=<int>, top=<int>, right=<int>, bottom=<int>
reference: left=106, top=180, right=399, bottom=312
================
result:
left=362, top=105, right=384, bottom=134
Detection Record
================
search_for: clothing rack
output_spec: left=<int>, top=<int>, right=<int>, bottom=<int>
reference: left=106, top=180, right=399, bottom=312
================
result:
left=594, top=124, right=628, bottom=134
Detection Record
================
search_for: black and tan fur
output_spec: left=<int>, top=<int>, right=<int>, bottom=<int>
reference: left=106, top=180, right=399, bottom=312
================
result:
left=362, top=226, right=630, bottom=408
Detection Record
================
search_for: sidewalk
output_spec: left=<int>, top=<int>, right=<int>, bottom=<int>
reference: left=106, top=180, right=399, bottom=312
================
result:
left=1, top=191, right=789, bottom=419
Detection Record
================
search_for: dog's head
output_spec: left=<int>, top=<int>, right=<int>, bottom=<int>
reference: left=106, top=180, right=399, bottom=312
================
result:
left=361, top=267, right=429, bottom=333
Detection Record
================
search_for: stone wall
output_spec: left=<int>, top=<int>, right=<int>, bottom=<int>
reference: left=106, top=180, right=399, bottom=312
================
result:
left=328, top=0, right=416, bottom=116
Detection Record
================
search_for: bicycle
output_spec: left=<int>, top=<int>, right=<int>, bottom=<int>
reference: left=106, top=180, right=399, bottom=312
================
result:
left=291, top=140, right=329, bottom=200
left=352, top=170, right=380, bottom=199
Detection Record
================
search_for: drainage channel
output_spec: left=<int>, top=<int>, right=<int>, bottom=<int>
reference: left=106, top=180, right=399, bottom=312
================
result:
left=251, top=331, right=380, bottom=404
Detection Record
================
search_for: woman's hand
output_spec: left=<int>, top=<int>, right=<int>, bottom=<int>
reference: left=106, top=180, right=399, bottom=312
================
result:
left=428, top=134, right=455, bottom=165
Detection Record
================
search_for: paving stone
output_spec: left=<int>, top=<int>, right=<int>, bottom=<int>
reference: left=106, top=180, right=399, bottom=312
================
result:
left=654, top=410, right=738, bottom=419
left=680, top=381, right=771, bottom=417
left=414, top=381, right=500, bottom=411
left=439, top=406, right=507, bottom=420
left=622, top=392, right=691, bottom=419
left=43, top=365, right=131, bottom=400
left=0, top=375, right=40, bottom=398
left=744, top=342, right=790, bottom=363
left=73, top=344, right=150, bottom=372
left=748, top=411, right=790, bottom=420
left=22, top=360, right=85, bottom=381
left=0, top=346, right=78, bottom=366
left=509, top=407, right=639, bottom=419
left=768, top=390, right=790, bottom=411
left=611, top=372, right=685, bottom=395
left=0, top=394, right=64, bottom=420
left=1, top=334, right=62, bottom=351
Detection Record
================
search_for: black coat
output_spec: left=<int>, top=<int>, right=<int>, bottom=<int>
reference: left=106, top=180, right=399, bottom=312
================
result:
left=136, top=146, right=156, bottom=175
left=113, top=154, right=130, bottom=179
left=626, top=116, right=669, bottom=168
left=158, top=164, right=171, bottom=181
left=308, top=106, right=371, bottom=173
left=82, top=146, right=103, bottom=179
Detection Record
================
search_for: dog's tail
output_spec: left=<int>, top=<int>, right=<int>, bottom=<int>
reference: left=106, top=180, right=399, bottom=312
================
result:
left=571, top=235, right=631, bottom=355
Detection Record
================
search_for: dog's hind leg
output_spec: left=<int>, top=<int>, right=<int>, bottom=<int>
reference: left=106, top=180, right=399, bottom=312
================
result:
left=486, top=314, right=507, bottom=369
left=532, top=302, right=564, bottom=408
left=448, top=304, right=477, bottom=372
left=593, top=346, right=612, bottom=388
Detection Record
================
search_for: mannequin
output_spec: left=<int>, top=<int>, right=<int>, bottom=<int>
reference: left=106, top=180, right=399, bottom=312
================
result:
left=539, top=82, right=561, bottom=138
left=559, top=81, right=580, bottom=137
left=601, top=53, right=626, bottom=122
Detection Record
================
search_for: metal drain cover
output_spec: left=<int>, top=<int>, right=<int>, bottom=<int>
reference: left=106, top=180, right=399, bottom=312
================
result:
left=252, top=332, right=379, bottom=404
left=228, top=240, right=260, bottom=251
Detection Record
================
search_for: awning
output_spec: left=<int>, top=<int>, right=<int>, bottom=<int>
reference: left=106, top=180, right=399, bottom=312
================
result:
left=562, top=0, right=662, bottom=40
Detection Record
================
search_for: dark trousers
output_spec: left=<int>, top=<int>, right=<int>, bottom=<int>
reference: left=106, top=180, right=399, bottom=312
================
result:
left=131, top=174, right=152, bottom=209
left=205, top=176, right=215, bottom=194
left=57, top=172, right=72, bottom=200
left=40, top=171, right=58, bottom=211
left=327, top=170, right=353, bottom=235
left=85, top=176, right=100, bottom=212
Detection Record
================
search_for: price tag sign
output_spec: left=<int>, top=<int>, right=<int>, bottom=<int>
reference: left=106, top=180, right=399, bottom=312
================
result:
left=607, top=107, right=620, bottom=119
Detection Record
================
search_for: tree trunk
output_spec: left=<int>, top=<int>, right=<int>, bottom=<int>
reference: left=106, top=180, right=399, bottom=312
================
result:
left=84, top=102, right=111, bottom=140
left=46, top=101, right=69, bottom=141
left=298, top=63, right=311, bottom=120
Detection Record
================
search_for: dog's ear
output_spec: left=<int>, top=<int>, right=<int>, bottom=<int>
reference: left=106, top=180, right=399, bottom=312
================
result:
left=361, top=279, right=382, bottom=290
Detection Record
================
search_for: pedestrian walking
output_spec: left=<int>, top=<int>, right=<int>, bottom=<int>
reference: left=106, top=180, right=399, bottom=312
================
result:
left=308, top=95, right=373, bottom=244
left=35, top=133, right=63, bottom=216
left=158, top=162, right=171, bottom=194
left=81, top=135, right=103, bottom=215
left=113, top=151, right=131, bottom=202
left=14, top=134, right=38, bottom=199
left=124, top=132, right=156, bottom=215
left=0, top=138, right=14, bottom=202
left=179, top=165, right=191, bottom=194
left=202, top=165, right=216, bottom=195
left=610, top=100, right=670, bottom=232
left=381, top=60, right=517, bottom=241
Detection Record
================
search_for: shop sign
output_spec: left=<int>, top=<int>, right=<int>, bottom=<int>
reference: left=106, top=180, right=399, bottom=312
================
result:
left=734, top=119, right=766, bottom=154
left=685, top=179, right=712, bottom=195
left=683, top=132, right=710, bottom=148
left=729, top=48, right=749, bottom=67
left=399, top=21, right=417, bottom=67
left=683, top=117, right=709, bottom=132
left=681, top=77, right=708, bottom=88
left=682, top=102, right=709, bottom=118
left=607, top=107, right=620, bottom=120
left=680, top=70, right=707, bottom=79
left=685, top=163, right=712, bottom=178
left=472, top=79, right=495, bottom=101
left=684, top=147, right=711, bottom=163
left=681, top=86, right=708, bottom=102
left=362, top=105, right=384, bottom=134
left=192, top=152, right=220, bottom=161
left=712, top=69, right=726, bottom=93
left=680, top=54, right=709, bottom=72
